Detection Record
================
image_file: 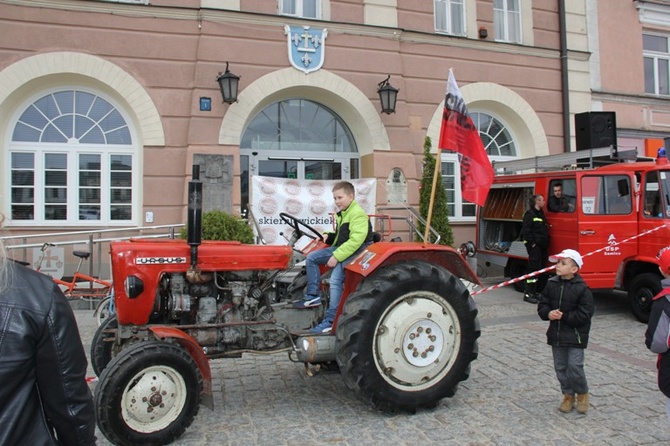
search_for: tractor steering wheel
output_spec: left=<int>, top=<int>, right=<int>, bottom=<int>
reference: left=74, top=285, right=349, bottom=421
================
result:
left=279, top=212, right=325, bottom=242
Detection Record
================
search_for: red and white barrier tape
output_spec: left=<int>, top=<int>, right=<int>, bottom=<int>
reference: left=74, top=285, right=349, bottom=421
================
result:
left=471, top=222, right=670, bottom=296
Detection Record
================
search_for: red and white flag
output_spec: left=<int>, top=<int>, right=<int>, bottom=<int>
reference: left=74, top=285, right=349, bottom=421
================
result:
left=438, top=69, right=494, bottom=207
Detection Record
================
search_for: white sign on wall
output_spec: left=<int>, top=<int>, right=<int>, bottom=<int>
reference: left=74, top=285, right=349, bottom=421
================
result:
left=32, top=245, right=64, bottom=279
left=251, top=176, right=377, bottom=246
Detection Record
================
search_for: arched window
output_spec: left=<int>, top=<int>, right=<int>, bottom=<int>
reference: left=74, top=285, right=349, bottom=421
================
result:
left=8, top=89, right=136, bottom=225
left=472, top=112, right=517, bottom=156
left=241, top=99, right=356, bottom=153
left=441, top=111, right=516, bottom=220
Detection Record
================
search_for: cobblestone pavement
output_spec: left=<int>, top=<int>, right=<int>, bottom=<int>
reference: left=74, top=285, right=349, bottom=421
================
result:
left=75, top=277, right=670, bottom=445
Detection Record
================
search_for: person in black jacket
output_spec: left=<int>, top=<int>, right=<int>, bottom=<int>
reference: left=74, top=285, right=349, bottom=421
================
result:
left=0, top=231, right=96, bottom=445
left=521, top=194, right=550, bottom=303
left=538, top=249, right=594, bottom=415
left=645, top=246, right=670, bottom=423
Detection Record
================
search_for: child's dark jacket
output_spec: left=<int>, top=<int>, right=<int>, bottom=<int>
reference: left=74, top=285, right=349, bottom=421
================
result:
left=645, top=278, right=670, bottom=399
left=537, top=273, right=594, bottom=348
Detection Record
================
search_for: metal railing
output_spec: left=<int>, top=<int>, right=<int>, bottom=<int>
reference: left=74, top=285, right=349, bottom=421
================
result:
left=2, top=224, right=184, bottom=281
left=376, top=205, right=441, bottom=243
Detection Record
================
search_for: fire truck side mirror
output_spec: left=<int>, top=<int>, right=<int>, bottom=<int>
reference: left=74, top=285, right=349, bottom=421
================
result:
left=618, top=179, right=630, bottom=197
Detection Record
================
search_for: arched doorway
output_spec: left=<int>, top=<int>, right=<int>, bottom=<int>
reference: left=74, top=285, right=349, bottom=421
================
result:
left=240, top=98, right=359, bottom=214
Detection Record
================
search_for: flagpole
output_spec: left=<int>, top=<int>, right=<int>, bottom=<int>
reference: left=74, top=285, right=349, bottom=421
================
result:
left=423, top=147, right=442, bottom=244
left=424, top=67, right=453, bottom=244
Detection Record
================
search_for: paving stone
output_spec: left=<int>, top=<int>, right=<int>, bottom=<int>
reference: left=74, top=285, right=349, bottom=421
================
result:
left=77, top=277, right=670, bottom=445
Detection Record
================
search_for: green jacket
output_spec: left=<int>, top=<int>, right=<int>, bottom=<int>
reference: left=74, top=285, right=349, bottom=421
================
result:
left=325, top=200, right=372, bottom=262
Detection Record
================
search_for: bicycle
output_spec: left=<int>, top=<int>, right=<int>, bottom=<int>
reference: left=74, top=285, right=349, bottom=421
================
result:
left=93, top=290, right=115, bottom=326
left=35, top=243, right=113, bottom=320
left=52, top=250, right=111, bottom=300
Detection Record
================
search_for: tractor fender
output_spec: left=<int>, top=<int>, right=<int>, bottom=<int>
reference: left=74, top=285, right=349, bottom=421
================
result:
left=148, top=326, right=214, bottom=409
left=345, top=242, right=481, bottom=285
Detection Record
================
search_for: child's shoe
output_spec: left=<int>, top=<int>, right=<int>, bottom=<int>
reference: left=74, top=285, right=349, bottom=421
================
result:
left=293, top=295, right=321, bottom=309
left=558, top=393, right=574, bottom=413
left=576, top=393, right=590, bottom=414
left=310, top=319, right=333, bottom=334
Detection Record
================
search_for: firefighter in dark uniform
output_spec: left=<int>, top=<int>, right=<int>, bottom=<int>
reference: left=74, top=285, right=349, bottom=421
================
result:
left=521, top=194, right=550, bottom=303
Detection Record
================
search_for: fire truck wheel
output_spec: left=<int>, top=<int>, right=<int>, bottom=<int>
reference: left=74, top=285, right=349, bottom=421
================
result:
left=335, top=260, right=480, bottom=412
left=508, top=260, right=527, bottom=293
left=628, top=272, right=660, bottom=323
left=91, top=315, right=117, bottom=376
left=95, top=341, right=202, bottom=446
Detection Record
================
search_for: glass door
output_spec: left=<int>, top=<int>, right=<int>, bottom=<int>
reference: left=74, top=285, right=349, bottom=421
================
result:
left=241, top=153, right=355, bottom=216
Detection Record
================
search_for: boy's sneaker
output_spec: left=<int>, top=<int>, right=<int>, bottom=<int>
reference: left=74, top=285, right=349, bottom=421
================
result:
left=310, top=319, right=333, bottom=334
left=293, top=296, right=321, bottom=309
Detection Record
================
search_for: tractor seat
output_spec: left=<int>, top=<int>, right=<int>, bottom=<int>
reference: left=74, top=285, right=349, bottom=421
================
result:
left=73, top=251, right=91, bottom=260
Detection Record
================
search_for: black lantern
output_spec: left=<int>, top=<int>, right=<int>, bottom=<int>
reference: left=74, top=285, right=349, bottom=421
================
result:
left=216, top=62, right=240, bottom=104
left=377, top=75, right=398, bottom=114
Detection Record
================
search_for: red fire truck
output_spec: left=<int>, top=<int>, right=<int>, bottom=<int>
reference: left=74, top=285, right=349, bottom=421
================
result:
left=472, top=147, right=670, bottom=322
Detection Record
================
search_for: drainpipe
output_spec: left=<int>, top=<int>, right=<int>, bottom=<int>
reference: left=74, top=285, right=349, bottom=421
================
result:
left=559, top=0, right=571, bottom=153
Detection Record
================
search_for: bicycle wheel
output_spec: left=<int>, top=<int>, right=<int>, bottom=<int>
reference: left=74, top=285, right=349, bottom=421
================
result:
left=94, top=293, right=115, bottom=326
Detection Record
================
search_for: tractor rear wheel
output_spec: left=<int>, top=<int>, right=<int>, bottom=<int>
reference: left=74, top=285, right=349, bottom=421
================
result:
left=95, top=341, right=202, bottom=446
left=335, top=260, right=480, bottom=411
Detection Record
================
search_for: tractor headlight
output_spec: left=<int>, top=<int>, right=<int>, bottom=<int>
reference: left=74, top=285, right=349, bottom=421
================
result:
left=125, top=275, right=144, bottom=299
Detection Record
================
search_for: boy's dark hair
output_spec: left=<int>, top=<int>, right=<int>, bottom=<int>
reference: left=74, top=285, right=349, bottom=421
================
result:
left=333, top=181, right=355, bottom=196
left=553, top=182, right=562, bottom=190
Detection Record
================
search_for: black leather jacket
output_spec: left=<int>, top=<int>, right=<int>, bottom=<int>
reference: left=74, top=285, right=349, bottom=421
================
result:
left=0, top=263, right=96, bottom=445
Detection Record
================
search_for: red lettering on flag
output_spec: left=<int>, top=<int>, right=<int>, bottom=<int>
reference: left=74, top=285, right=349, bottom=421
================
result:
left=438, top=70, right=494, bottom=207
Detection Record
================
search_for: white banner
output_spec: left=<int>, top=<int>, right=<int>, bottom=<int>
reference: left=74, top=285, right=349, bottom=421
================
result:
left=251, top=176, right=377, bottom=245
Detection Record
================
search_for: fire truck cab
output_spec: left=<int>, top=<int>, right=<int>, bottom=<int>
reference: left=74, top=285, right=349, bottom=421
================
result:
left=474, top=147, right=670, bottom=322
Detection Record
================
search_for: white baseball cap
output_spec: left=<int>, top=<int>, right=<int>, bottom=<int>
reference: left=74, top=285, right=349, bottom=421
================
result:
left=549, top=249, right=583, bottom=269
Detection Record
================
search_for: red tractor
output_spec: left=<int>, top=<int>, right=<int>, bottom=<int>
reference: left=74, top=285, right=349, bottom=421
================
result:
left=92, top=168, right=482, bottom=445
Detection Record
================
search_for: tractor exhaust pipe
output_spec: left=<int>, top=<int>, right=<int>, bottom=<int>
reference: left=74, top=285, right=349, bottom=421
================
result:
left=187, top=164, right=202, bottom=269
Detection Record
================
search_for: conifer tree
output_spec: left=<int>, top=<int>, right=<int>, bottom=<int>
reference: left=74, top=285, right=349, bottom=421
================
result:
left=417, top=136, right=454, bottom=246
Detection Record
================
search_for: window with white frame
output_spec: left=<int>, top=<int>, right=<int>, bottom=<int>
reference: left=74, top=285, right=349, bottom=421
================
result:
left=279, top=0, right=320, bottom=19
left=440, top=112, right=517, bottom=220
left=434, top=0, right=465, bottom=36
left=8, top=89, right=135, bottom=225
left=644, top=33, right=670, bottom=95
left=493, top=0, right=521, bottom=43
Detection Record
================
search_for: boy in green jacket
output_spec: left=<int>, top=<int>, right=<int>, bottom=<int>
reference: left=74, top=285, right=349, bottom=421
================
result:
left=294, top=181, right=372, bottom=333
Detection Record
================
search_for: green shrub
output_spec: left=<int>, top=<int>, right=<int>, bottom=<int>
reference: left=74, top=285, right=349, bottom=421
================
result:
left=417, top=136, right=454, bottom=246
left=180, top=210, right=254, bottom=243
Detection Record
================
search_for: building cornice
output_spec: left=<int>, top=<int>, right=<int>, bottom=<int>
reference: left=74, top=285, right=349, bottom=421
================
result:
left=0, top=0, right=588, bottom=61
left=635, top=0, right=670, bottom=27
left=592, top=89, right=670, bottom=107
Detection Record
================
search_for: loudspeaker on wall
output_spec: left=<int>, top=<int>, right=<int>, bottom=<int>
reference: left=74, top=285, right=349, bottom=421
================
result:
left=575, top=111, right=617, bottom=151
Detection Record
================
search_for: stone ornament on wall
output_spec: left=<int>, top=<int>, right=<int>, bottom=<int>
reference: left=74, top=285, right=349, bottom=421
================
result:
left=194, top=154, right=233, bottom=214
left=386, top=168, right=407, bottom=203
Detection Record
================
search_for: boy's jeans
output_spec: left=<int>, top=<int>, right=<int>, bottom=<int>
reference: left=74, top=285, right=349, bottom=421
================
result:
left=304, top=244, right=368, bottom=322
left=552, top=346, right=588, bottom=395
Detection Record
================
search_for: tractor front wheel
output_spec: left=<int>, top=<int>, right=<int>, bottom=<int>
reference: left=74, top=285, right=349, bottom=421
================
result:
left=95, top=341, right=202, bottom=446
left=335, top=260, right=480, bottom=411
left=91, top=315, right=117, bottom=376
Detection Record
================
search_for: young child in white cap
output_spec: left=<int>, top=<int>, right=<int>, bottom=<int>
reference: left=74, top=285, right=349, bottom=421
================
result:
left=537, top=249, right=594, bottom=414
